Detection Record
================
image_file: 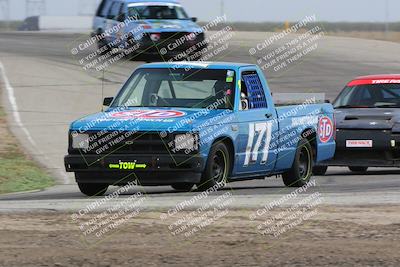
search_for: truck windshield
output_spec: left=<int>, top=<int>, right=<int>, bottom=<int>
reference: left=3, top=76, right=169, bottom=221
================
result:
left=128, top=5, right=189, bottom=20
left=333, top=84, right=400, bottom=108
left=112, top=68, right=236, bottom=110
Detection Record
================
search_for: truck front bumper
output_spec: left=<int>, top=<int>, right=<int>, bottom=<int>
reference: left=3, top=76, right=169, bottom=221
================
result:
left=64, top=154, right=205, bottom=185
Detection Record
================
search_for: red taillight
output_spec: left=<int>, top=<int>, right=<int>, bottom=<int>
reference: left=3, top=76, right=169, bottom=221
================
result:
left=140, top=24, right=152, bottom=29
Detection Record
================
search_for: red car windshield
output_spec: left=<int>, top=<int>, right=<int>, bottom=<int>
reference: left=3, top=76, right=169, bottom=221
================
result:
left=333, top=83, right=400, bottom=108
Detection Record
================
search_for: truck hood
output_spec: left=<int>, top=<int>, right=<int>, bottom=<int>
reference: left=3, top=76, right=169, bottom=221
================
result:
left=70, top=108, right=232, bottom=133
left=335, top=108, right=400, bottom=130
left=132, top=19, right=202, bottom=33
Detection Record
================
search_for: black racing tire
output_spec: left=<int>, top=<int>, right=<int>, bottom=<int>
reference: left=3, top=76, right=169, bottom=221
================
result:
left=78, top=183, right=109, bottom=197
left=348, top=166, right=368, bottom=173
left=313, top=165, right=328, bottom=176
left=97, top=35, right=112, bottom=55
left=197, top=142, right=230, bottom=191
left=282, top=138, right=314, bottom=187
left=171, top=183, right=194, bottom=192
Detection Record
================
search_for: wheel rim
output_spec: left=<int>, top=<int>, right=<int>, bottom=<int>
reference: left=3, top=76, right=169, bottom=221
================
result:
left=211, top=150, right=227, bottom=184
left=299, top=146, right=311, bottom=180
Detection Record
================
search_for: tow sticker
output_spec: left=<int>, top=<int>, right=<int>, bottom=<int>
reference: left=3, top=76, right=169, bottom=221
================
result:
left=109, top=160, right=147, bottom=170
left=111, top=110, right=186, bottom=119
left=318, top=116, right=333, bottom=143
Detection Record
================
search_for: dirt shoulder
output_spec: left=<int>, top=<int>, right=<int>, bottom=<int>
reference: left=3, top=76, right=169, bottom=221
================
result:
left=0, top=78, right=54, bottom=194
left=0, top=205, right=399, bottom=267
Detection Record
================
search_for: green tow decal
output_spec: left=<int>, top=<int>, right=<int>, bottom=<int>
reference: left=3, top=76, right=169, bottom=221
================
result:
left=109, top=160, right=147, bottom=170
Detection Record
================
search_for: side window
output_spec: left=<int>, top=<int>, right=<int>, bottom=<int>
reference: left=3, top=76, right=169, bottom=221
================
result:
left=240, top=71, right=268, bottom=110
left=96, top=0, right=108, bottom=17
left=116, top=73, right=146, bottom=106
left=108, top=1, right=122, bottom=20
left=117, top=4, right=126, bottom=22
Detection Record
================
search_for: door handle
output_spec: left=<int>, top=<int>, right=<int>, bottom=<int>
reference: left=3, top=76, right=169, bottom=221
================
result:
left=265, top=113, right=273, bottom=119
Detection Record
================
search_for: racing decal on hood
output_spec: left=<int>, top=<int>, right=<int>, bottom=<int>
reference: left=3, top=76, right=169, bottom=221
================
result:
left=318, top=116, right=334, bottom=143
left=146, top=20, right=183, bottom=29
left=111, top=110, right=186, bottom=119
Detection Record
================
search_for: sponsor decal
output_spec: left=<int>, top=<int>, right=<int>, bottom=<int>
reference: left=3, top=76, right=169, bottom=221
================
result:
left=292, top=116, right=318, bottom=127
left=372, top=79, right=400, bottom=84
left=348, top=79, right=400, bottom=86
left=109, top=160, right=147, bottom=170
left=111, top=110, right=186, bottom=119
left=346, top=140, right=373, bottom=148
left=318, top=116, right=333, bottom=143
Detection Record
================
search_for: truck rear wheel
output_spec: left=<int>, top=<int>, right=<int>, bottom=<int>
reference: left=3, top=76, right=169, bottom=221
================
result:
left=197, top=142, right=230, bottom=191
left=313, top=166, right=328, bottom=176
left=349, top=166, right=368, bottom=173
left=78, top=183, right=109, bottom=197
left=282, top=139, right=314, bottom=187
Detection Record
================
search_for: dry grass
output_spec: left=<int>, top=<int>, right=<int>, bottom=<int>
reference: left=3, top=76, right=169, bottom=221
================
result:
left=327, top=31, right=400, bottom=43
left=0, top=98, right=53, bottom=193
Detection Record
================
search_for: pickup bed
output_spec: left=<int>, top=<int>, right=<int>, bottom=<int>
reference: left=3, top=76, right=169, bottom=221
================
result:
left=64, top=62, right=336, bottom=196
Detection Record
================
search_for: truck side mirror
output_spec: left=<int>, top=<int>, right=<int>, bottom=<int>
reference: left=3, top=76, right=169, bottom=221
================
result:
left=103, top=97, right=114, bottom=106
left=191, top=17, right=198, bottom=22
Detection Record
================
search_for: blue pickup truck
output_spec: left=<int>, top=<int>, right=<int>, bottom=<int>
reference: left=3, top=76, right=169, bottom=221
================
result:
left=93, top=0, right=206, bottom=59
left=65, top=62, right=336, bottom=196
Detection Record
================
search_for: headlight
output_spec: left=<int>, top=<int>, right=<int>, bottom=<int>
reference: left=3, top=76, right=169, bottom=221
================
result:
left=150, top=33, right=161, bottom=42
left=187, top=33, right=197, bottom=41
left=72, top=133, right=89, bottom=149
left=174, top=134, right=198, bottom=151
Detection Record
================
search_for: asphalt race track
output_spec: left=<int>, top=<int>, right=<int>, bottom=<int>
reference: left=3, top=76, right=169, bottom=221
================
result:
left=0, top=31, right=400, bottom=211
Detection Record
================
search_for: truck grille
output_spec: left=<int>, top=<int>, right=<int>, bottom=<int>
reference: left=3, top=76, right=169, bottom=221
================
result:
left=144, top=32, right=204, bottom=48
left=70, top=131, right=174, bottom=155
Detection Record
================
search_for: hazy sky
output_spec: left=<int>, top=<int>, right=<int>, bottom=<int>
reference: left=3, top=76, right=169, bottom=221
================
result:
left=2, top=0, right=399, bottom=22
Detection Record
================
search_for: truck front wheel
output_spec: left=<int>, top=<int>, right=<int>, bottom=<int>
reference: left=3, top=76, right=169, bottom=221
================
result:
left=349, top=166, right=368, bottom=173
left=282, top=139, right=314, bottom=187
left=78, top=183, right=109, bottom=197
left=197, top=142, right=230, bottom=191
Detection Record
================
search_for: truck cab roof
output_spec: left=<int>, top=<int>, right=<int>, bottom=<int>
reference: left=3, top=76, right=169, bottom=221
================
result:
left=117, top=0, right=180, bottom=4
left=140, top=61, right=256, bottom=70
